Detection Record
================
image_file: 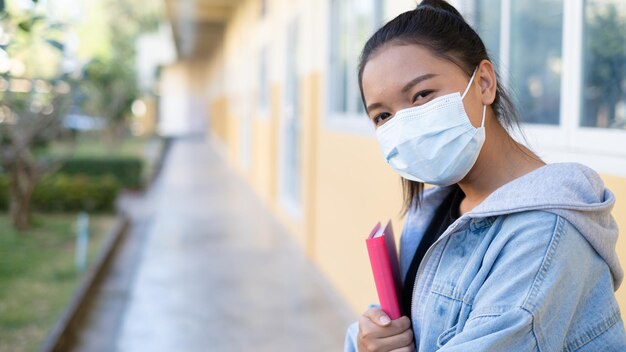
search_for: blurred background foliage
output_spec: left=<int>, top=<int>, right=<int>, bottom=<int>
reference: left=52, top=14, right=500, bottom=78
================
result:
left=0, top=0, right=165, bottom=350
left=0, top=0, right=163, bottom=230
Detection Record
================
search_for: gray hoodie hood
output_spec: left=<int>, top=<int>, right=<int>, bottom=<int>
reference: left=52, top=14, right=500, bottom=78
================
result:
left=457, top=162, right=622, bottom=289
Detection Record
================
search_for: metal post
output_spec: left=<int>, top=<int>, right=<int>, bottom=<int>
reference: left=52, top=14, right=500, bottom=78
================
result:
left=75, top=211, right=89, bottom=272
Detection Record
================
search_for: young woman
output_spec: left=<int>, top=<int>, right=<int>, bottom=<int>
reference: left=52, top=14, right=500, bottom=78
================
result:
left=344, top=1, right=626, bottom=351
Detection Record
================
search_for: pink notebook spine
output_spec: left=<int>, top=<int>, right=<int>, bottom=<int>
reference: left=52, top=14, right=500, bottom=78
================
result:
left=366, top=223, right=401, bottom=320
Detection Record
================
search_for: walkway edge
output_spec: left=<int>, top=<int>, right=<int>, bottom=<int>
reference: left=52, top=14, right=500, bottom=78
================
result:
left=39, top=215, right=131, bottom=352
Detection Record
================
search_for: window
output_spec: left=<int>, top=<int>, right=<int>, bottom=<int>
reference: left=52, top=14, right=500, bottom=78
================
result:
left=328, top=0, right=383, bottom=118
left=473, top=0, right=500, bottom=62
left=326, top=0, right=415, bottom=133
left=239, top=50, right=253, bottom=171
left=510, top=0, right=563, bottom=125
left=280, top=19, right=301, bottom=211
left=472, top=0, right=626, bottom=174
left=475, top=0, right=563, bottom=126
left=258, top=46, right=269, bottom=114
left=581, top=0, right=626, bottom=130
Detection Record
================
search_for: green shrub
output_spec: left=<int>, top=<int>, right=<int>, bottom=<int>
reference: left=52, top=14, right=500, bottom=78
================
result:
left=0, top=176, right=8, bottom=211
left=0, top=174, right=119, bottom=213
left=57, top=157, right=144, bottom=189
left=33, top=174, right=119, bottom=212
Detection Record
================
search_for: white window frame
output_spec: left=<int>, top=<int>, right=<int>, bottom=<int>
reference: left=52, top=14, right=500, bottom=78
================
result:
left=257, top=45, right=270, bottom=120
left=238, top=47, right=253, bottom=171
left=278, top=16, right=303, bottom=220
left=322, top=0, right=421, bottom=135
left=255, top=9, right=271, bottom=121
left=482, top=0, right=626, bottom=177
left=566, top=0, right=626, bottom=158
left=324, top=0, right=383, bottom=136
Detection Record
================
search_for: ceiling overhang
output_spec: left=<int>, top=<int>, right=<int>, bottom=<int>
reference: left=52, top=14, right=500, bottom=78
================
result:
left=165, top=0, right=241, bottom=60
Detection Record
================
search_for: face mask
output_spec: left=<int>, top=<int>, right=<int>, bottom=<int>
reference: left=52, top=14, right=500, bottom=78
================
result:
left=375, top=69, right=486, bottom=186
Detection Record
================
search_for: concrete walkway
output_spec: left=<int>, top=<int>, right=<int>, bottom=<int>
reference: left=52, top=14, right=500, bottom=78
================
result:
left=72, top=137, right=354, bottom=352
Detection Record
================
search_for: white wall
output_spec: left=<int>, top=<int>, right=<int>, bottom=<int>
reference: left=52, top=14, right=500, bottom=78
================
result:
left=158, top=62, right=208, bottom=136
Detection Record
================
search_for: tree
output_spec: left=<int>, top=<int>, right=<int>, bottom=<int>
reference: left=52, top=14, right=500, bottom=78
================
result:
left=0, top=1, right=75, bottom=230
left=79, top=57, right=138, bottom=144
left=582, top=3, right=626, bottom=129
left=75, top=0, right=161, bottom=143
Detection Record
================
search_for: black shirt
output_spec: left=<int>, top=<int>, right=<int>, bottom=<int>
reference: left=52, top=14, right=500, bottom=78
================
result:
left=401, top=186, right=465, bottom=318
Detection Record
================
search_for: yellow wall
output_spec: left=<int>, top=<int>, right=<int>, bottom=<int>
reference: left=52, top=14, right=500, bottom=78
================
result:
left=314, top=128, right=405, bottom=313
left=266, top=79, right=307, bottom=250
left=249, top=116, right=273, bottom=202
left=604, top=175, right=626, bottom=314
left=207, top=72, right=403, bottom=314
left=210, top=97, right=229, bottom=144
left=201, top=0, right=626, bottom=320
left=226, top=104, right=240, bottom=166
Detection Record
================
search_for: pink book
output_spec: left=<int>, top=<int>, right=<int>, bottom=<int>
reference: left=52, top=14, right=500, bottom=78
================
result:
left=365, top=221, right=402, bottom=320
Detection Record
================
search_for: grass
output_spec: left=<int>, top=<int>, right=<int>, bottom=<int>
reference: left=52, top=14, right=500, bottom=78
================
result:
left=47, top=133, right=149, bottom=158
left=0, top=213, right=116, bottom=352
left=0, top=134, right=159, bottom=350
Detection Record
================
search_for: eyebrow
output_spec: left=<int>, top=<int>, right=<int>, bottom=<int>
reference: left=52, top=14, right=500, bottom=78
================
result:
left=401, top=73, right=438, bottom=93
left=366, top=73, right=438, bottom=113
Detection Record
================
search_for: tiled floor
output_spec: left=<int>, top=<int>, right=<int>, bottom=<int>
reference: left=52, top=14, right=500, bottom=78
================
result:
left=71, top=137, right=355, bottom=352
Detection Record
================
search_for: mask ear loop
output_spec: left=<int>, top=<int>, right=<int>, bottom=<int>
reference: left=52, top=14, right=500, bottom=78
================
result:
left=480, top=105, right=486, bottom=128
left=461, top=68, right=478, bottom=99
left=462, top=68, right=486, bottom=128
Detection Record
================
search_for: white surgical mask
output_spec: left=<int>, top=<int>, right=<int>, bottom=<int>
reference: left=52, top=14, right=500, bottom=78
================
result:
left=375, top=69, right=486, bottom=186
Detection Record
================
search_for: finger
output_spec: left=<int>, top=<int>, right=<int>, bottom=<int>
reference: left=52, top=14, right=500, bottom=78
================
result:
left=393, top=316, right=412, bottom=332
left=358, top=314, right=386, bottom=340
left=376, top=328, right=415, bottom=351
left=359, top=314, right=413, bottom=339
left=389, top=345, right=416, bottom=352
left=363, top=307, right=391, bottom=327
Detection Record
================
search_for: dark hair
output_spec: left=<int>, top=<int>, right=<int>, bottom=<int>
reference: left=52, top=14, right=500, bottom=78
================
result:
left=358, top=0, right=520, bottom=215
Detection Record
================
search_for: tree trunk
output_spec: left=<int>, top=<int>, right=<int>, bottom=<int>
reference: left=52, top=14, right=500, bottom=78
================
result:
left=103, top=119, right=126, bottom=150
left=9, top=159, right=36, bottom=231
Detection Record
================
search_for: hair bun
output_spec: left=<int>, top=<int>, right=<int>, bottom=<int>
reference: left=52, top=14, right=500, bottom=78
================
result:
left=417, top=0, right=464, bottom=19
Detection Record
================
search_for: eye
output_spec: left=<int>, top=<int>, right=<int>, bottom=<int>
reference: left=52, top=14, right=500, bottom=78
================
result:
left=412, top=90, right=434, bottom=104
left=373, top=112, right=392, bottom=126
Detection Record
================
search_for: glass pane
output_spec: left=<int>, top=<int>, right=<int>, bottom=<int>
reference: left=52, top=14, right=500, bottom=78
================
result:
left=581, top=0, right=626, bottom=130
left=283, top=20, right=300, bottom=203
left=510, top=0, right=563, bottom=125
left=329, top=0, right=379, bottom=115
left=329, top=0, right=348, bottom=113
left=352, top=0, right=375, bottom=114
left=474, top=0, right=501, bottom=63
left=259, top=47, right=268, bottom=110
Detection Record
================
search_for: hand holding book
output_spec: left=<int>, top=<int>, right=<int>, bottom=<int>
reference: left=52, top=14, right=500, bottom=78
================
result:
left=358, top=221, right=415, bottom=351
left=365, top=220, right=403, bottom=320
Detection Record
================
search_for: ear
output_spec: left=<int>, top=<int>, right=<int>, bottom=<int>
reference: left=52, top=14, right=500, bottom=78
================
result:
left=477, top=59, right=497, bottom=105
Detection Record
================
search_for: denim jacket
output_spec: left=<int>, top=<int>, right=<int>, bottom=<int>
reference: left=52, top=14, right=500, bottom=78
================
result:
left=345, top=163, right=626, bottom=351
